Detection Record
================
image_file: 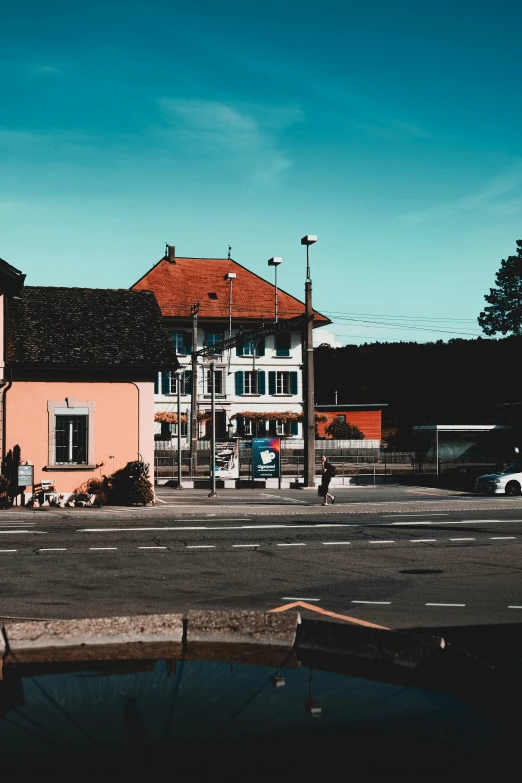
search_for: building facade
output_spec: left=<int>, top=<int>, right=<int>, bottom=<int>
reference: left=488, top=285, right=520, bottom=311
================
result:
left=1, top=258, right=177, bottom=496
left=132, top=246, right=329, bottom=441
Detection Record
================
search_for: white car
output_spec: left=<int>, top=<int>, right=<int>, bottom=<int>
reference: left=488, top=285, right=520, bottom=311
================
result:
left=475, top=461, right=522, bottom=496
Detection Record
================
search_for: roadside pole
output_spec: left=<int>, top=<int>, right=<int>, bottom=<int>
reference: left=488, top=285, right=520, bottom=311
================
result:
left=302, top=236, right=317, bottom=488
left=190, top=302, right=199, bottom=480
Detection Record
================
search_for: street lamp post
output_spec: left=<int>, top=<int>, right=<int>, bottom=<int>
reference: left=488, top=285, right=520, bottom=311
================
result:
left=301, top=235, right=317, bottom=488
left=208, top=358, right=218, bottom=498
left=225, top=272, right=236, bottom=371
left=268, top=257, right=282, bottom=322
left=176, top=368, right=184, bottom=489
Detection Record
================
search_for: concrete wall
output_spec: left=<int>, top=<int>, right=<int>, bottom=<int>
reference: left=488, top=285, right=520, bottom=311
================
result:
left=5, top=381, right=145, bottom=493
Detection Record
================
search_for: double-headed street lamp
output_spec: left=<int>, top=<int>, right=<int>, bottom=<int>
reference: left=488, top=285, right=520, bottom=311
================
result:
left=301, top=235, right=317, bottom=488
left=267, top=257, right=282, bottom=322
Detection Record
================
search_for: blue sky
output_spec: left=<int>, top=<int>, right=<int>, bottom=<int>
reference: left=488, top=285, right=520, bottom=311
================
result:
left=1, top=0, right=521, bottom=345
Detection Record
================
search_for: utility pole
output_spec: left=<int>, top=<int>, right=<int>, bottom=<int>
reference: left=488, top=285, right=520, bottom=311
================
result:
left=301, top=236, right=317, bottom=488
left=209, top=358, right=217, bottom=497
left=190, top=302, right=200, bottom=479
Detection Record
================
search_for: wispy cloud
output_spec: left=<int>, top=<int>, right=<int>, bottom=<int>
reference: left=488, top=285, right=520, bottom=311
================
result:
left=357, top=117, right=434, bottom=141
left=392, top=165, right=522, bottom=225
left=158, top=99, right=303, bottom=184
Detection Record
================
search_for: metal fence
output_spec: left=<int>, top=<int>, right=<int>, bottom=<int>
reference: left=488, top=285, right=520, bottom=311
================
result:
left=154, top=443, right=416, bottom=482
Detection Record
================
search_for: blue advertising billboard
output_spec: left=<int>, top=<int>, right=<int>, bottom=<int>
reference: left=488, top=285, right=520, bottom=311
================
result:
left=252, top=437, right=281, bottom=480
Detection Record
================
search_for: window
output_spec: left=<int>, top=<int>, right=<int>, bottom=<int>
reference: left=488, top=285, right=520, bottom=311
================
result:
left=336, top=414, right=346, bottom=423
left=275, top=333, right=291, bottom=356
left=206, top=332, right=223, bottom=356
left=244, top=419, right=253, bottom=436
left=170, top=332, right=185, bottom=354
left=206, top=368, right=223, bottom=395
left=276, top=420, right=285, bottom=436
left=169, top=372, right=187, bottom=395
left=243, top=339, right=256, bottom=356
left=173, top=419, right=188, bottom=437
left=55, top=414, right=88, bottom=464
left=276, top=371, right=290, bottom=395
left=170, top=332, right=191, bottom=355
left=244, top=371, right=257, bottom=394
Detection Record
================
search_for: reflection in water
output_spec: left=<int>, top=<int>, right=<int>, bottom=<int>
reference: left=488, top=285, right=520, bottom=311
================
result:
left=0, top=657, right=503, bottom=777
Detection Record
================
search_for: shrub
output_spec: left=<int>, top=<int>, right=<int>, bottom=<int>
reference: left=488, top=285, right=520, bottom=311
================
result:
left=325, top=419, right=365, bottom=440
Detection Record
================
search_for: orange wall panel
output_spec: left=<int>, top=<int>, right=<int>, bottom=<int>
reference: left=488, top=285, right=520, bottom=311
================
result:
left=317, top=410, right=382, bottom=440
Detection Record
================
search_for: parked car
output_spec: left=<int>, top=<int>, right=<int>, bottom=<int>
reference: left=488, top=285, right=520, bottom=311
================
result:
left=475, top=461, right=522, bottom=495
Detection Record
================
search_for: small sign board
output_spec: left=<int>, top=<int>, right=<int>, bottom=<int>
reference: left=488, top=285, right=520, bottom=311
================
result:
left=252, top=437, right=281, bottom=480
left=214, top=439, right=240, bottom=480
left=17, top=464, right=34, bottom=487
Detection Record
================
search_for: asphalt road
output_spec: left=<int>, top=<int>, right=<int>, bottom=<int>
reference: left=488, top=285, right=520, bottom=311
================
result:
left=2, top=486, right=522, bottom=631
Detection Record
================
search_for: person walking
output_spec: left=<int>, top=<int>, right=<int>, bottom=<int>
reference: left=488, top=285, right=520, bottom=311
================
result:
left=320, top=454, right=336, bottom=506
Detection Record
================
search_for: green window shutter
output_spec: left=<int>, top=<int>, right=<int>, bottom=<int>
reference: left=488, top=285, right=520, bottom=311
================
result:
left=236, top=414, right=244, bottom=437
left=257, top=337, right=265, bottom=356
left=290, top=372, right=298, bottom=395
left=236, top=341, right=244, bottom=357
left=268, top=371, right=276, bottom=395
left=184, top=370, right=192, bottom=395
left=290, top=420, right=298, bottom=436
left=257, top=370, right=266, bottom=395
left=161, top=371, right=170, bottom=395
left=154, top=373, right=159, bottom=395
left=235, top=371, right=244, bottom=395
left=269, top=420, right=277, bottom=435
left=160, top=422, right=171, bottom=439
left=184, top=332, right=193, bottom=355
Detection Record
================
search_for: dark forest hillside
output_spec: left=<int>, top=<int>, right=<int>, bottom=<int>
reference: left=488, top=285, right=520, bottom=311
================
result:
left=314, top=336, right=522, bottom=448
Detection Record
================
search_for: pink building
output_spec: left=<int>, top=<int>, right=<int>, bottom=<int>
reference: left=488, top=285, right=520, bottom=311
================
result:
left=0, top=257, right=177, bottom=498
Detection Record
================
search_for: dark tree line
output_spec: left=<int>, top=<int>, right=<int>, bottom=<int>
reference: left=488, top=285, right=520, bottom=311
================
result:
left=314, top=336, right=522, bottom=449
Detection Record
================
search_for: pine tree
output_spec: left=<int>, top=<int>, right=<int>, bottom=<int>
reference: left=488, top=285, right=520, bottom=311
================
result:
left=478, top=240, right=522, bottom=335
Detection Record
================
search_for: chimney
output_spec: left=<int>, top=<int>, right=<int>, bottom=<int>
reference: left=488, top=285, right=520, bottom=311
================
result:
left=167, top=245, right=176, bottom=264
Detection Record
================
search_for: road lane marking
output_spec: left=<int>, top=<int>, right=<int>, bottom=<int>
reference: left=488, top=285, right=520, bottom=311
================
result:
left=277, top=543, right=306, bottom=547
left=0, top=530, right=46, bottom=534
left=322, top=541, right=351, bottom=545
left=383, top=514, right=449, bottom=517
left=351, top=600, right=391, bottom=605
left=508, top=605, right=522, bottom=609
left=490, top=536, right=516, bottom=540
left=0, top=549, right=17, bottom=552
left=138, top=546, right=167, bottom=550
left=186, top=545, right=215, bottom=549
left=449, top=538, right=475, bottom=541
left=89, top=547, right=118, bottom=551
left=426, top=602, right=465, bottom=607
left=369, top=540, right=395, bottom=544
left=38, top=548, right=67, bottom=552
left=282, top=597, right=320, bottom=601
left=409, top=539, right=437, bottom=542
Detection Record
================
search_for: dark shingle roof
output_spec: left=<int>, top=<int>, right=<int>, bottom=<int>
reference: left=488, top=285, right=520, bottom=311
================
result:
left=0, top=256, right=26, bottom=294
left=7, top=286, right=178, bottom=368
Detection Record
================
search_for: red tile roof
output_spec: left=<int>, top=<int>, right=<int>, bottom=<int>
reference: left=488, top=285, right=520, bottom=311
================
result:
left=132, top=256, right=330, bottom=325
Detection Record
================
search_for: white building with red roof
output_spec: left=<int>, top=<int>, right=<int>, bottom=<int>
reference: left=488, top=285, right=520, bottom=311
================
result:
left=132, top=246, right=329, bottom=442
